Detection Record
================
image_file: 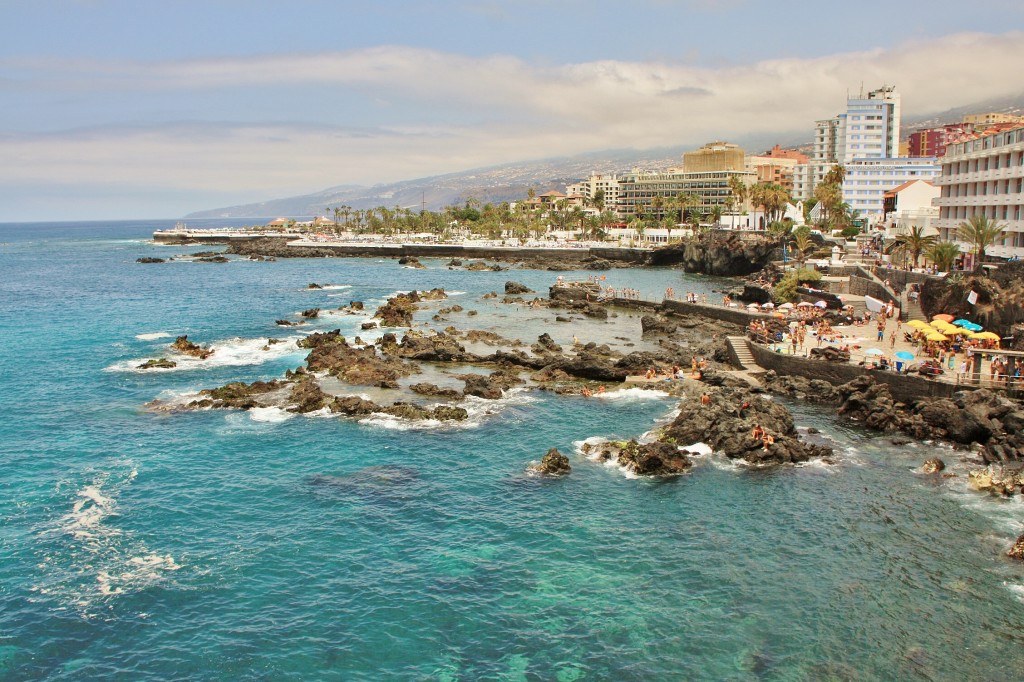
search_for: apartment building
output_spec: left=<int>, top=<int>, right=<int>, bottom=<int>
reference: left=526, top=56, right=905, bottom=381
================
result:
left=842, top=157, right=939, bottom=220
left=933, top=125, right=1024, bottom=260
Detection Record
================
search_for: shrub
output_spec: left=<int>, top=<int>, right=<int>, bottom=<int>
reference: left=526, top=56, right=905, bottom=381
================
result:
left=773, top=268, right=822, bottom=303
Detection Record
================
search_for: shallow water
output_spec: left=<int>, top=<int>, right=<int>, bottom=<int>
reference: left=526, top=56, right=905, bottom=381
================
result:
left=2, top=220, right=1023, bottom=680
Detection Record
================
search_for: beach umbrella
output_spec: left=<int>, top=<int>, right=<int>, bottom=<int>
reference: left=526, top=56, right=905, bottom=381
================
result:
left=974, top=331, right=1001, bottom=340
left=907, top=320, right=931, bottom=329
left=866, top=348, right=886, bottom=356
left=747, top=303, right=759, bottom=309
left=932, top=314, right=954, bottom=323
left=953, top=319, right=973, bottom=327
left=926, top=332, right=949, bottom=341
left=963, top=322, right=983, bottom=332
left=762, top=302, right=775, bottom=309
left=797, top=301, right=813, bottom=308
left=778, top=302, right=794, bottom=310
left=895, top=351, right=915, bottom=361
left=814, top=300, right=827, bottom=308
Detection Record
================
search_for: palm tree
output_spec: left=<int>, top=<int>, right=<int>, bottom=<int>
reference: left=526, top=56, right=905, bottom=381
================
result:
left=727, top=175, right=748, bottom=229
left=709, top=205, right=724, bottom=228
left=891, top=225, right=938, bottom=268
left=926, top=240, right=961, bottom=272
left=686, top=207, right=703, bottom=234
left=957, top=214, right=1006, bottom=269
left=790, top=230, right=814, bottom=268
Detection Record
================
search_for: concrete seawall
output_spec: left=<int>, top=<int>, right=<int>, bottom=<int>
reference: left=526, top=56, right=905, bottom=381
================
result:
left=749, top=342, right=966, bottom=402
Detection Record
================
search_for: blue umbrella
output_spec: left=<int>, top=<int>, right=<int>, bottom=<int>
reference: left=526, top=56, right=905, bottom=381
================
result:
left=963, top=323, right=983, bottom=332
left=954, top=319, right=972, bottom=326
left=895, top=351, right=915, bottom=361
left=866, top=348, right=886, bottom=356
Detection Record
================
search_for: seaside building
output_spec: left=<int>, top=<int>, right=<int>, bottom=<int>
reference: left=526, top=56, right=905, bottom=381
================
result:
left=565, top=174, right=621, bottom=212
left=746, top=147, right=808, bottom=194
left=811, top=85, right=901, bottom=192
left=881, top=179, right=940, bottom=238
left=933, top=125, right=1024, bottom=262
left=842, top=157, right=939, bottom=221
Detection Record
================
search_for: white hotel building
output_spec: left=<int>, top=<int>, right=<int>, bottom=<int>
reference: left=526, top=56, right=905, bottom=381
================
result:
left=933, top=125, right=1024, bottom=259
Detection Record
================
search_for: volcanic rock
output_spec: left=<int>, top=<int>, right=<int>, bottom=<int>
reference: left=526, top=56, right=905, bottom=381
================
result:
left=136, top=257, right=165, bottom=264
left=921, top=458, right=946, bottom=474
left=528, top=447, right=572, bottom=476
left=505, top=281, right=533, bottom=295
left=172, top=335, right=214, bottom=359
left=641, top=315, right=677, bottom=335
left=137, top=358, right=177, bottom=369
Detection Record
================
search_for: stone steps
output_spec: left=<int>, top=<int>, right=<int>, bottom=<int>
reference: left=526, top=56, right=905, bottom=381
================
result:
left=727, top=336, right=757, bottom=370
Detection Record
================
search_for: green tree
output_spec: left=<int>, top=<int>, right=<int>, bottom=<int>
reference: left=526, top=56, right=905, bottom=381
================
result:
left=957, top=214, right=1006, bottom=269
left=891, top=225, right=938, bottom=269
left=727, top=175, right=748, bottom=229
left=789, top=229, right=815, bottom=268
left=926, top=240, right=961, bottom=272
left=773, top=268, right=823, bottom=303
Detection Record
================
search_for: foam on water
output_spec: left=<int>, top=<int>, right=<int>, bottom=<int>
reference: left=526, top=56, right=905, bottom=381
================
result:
left=249, top=406, right=295, bottom=423
left=358, top=388, right=539, bottom=432
left=36, top=460, right=179, bottom=618
left=106, top=335, right=305, bottom=373
left=135, top=332, right=172, bottom=340
left=594, top=387, right=671, bottom=402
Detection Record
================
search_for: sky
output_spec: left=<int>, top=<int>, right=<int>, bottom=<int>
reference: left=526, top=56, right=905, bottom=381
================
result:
left=2, top=0, right=1024, bottom=221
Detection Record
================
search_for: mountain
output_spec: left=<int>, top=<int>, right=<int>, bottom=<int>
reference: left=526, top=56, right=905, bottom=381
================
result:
left=184, top=131, right=801, bottom=219
left=185, top=92, right=1024, bottom=220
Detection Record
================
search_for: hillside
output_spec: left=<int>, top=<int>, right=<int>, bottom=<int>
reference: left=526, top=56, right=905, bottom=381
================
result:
left=185, top=92, right=1024, bottom=220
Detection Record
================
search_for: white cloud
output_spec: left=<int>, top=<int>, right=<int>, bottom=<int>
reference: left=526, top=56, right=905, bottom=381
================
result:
left=1, top=30, right=1023, bottom=218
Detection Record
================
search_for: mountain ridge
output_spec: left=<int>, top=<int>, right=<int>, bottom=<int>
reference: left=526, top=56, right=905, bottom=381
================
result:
left=185, top=93, right=1024, bottom=220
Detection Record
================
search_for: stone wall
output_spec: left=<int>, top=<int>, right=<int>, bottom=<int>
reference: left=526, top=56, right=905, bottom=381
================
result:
left=749, top=343, right=969, bottom=402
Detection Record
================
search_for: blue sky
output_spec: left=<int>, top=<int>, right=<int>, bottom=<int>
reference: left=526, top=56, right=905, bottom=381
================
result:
left=2, top=0, right=1023, bottom=220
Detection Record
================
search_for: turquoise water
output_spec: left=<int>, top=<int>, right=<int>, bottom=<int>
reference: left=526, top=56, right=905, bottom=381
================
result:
left=2, top=221, right=1024, bottom=680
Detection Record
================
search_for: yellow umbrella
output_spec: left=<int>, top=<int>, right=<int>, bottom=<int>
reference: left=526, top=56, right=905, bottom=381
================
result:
left=974, top=331, right=1001, bottom=340
left=907, top=320, right=931, bottom=329
left=926, top=332, right=949, bottom=342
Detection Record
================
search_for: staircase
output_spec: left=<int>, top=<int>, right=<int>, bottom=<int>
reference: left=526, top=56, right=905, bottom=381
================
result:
left=900, top=294, right=927, bottom=322
left=727, top=336, right=757, bottom=370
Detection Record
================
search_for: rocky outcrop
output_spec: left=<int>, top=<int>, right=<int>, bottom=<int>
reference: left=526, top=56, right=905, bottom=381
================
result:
left=922, top=458, right=946, bottom=474
left=461, top=370, right=522, bottom=399
left=1008, top=534, right=1024, bottom=561
left=276, top=319, right=299, bottom=326
left=380, top=331, right=473, bottom=362
left=374, top=293, right=418, bottom=327
left=398, top=256, right=425, bottom=268
left=308, top=283, right=323, bottom=289
left=505, top=281, right=533, bottom=295
left=196, top=255, right=229, bottom=263
left=528, top=447, right=572, bottom=476
left=172, top=335, right=214, bottom=359
left=137, top=358, right=177, bottom=369
left=185, top=379, right=288, bottom=409
left=661, top=386, right=833, bottom=465
left=581, top=439, right=692, bottom=476
left=641, top=315, right=677, bottom=335
left=760, top=372, right=840, bottom=404
left=137, top=257, right=165, bottom=264
left=531, top=333, right=562, bottom=355
left=549, top=281, right=601, bottom=301
left=299, top=329, right=417, bottom=388
left=409, top=383, right=463, bottom=399
left=647, top=233, right=779, bottom=276
left=301, top=308, right=320, bottom=319
left=920, top=261, right=1024, bottom=335
left=968, top=466, right=1024, bottom=496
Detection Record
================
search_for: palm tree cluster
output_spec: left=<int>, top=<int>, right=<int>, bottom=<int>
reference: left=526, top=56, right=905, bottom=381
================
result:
left=749, top=182, right=791, bottom=225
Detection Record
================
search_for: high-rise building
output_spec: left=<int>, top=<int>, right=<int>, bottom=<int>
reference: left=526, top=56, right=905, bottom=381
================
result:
left=682, top=141, right=746, bottom=173
left=962, top=112, right=1024, bottom=126
left=811, top=85, right=901, bottom=193
left=932, top=125, right=1024, bottom=262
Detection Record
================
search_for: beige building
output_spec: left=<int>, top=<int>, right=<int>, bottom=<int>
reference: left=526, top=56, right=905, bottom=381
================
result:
left=962, top=112, right=1024, bottom=126
left=682, top=141, right=745, bottom=173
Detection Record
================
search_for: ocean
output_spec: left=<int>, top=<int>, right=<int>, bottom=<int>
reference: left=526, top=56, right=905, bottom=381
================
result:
left=2, top=220, right=1023, bottom=680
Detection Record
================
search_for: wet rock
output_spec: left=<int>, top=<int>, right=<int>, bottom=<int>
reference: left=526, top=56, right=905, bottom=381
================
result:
left=172, top=335, right=214, bottom=359
left=195, top=255, right=229, bottom=263
left=921, top=458, right=946, bottom=474
left=300, top=329, right=417, bottom=388
left=382, top=331, right=472, bottom=362
left=349, top=301, right=364, bottom=311
left=308, top=283, right=324, bottom=289
left=1008, top=534, right=1024, bottom=561
left=398, top=256, right=425, bottom=268
left=276, top=319, right=298, bottom=326
left=409, top=383, right=463, bottom=399
left=647, top=232, right=778, bottom=276
left=531, top=333, right=562, bottom=355
left=301, top=308, right=320, bottom=319
left=641, top=315, right=677, bottom=335
left=137, top=358, right=177, bottom=369
left=662, top=386, right=833, bottom=465
left=287, top=374, right=332, bottom=413
left=186, top=379, right=287, bottom=410
left=361, top=321, right=378, bottom=330
left=583, top=440, right=691, bottom=476
left=505, top=281, right=533, bottom=295
left=374, top=293, right=418, bottom=327
left=968, top=466, right=1023, bottom=496
left=136, top=257, right=165, bottom=263
left=549, top=281, right=601, bottom=302
left=761, top=371, right=840, bottom=404
left=528, top=447, right=571, bottom=476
